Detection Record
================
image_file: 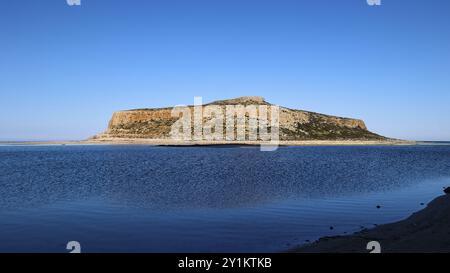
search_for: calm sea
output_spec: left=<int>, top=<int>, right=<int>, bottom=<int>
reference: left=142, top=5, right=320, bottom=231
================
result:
left=0, top=144, right=449, bottom=252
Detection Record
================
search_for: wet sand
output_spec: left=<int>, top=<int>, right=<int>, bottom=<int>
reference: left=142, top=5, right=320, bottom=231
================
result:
left=292, top=193, right=450, bottom=253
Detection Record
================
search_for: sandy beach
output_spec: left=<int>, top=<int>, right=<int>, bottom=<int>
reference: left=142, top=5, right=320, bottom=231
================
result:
left=2, top=138, right=416, bottom=146
left=292, top=192, right=450, bottom=253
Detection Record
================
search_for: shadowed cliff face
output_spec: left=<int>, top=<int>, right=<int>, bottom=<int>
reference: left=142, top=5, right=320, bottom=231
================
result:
left=94, top=97, right=385, bottom=141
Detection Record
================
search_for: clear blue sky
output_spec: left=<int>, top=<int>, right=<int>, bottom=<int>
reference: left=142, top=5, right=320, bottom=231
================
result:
left=1, top=0, right=449, bottom=141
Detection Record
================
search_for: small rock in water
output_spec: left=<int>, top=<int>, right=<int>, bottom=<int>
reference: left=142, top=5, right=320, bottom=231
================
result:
left=329, top=226, right=334, bottom=230
left=420, top=203, right=425, bottom=206
left=376, top=205, right=381, bottom=209
left=444, top=187, right=450, bottom=194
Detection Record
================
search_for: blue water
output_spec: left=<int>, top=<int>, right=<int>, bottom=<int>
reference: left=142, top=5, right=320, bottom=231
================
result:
left=0, top=145, right=450, bottom=253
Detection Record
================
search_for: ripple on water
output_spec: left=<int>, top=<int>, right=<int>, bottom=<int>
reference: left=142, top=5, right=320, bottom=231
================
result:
left=0, top=145, right=449, bottom=252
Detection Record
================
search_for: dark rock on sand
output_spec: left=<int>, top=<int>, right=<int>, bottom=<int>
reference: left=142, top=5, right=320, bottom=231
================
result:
left=291, top=194, right=450, bottom=253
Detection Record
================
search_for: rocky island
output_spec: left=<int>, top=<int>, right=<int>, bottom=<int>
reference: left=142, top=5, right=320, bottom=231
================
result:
left=89, top=96, right=406, bottom=146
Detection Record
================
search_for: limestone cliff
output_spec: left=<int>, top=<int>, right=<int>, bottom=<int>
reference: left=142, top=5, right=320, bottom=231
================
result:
left=94, top=96, right=385, bottom=141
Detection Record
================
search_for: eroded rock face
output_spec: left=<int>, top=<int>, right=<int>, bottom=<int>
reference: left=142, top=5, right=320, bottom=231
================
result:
left=94, top=97, right=384, bottom=140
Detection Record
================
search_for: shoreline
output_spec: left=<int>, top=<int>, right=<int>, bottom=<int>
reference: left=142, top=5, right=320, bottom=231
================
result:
left=291, top=192, right=450, bottom=253
left=0, top=138, right=416, bottom=146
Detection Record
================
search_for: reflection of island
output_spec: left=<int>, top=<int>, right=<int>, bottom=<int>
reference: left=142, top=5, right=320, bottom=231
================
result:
left=293, top=190, right=450, bottom=253
left=89, top=96, right=405, bottom=145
